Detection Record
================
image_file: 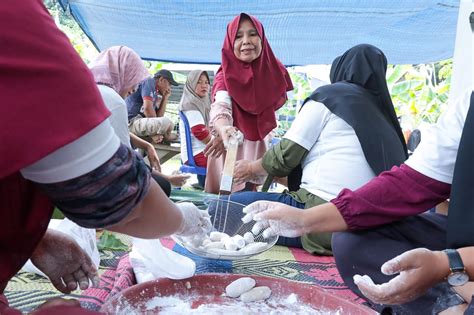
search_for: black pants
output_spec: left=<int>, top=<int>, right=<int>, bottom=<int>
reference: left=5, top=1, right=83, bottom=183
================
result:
left=151, top=173, right=171, bottom=197
left=332, top=213, right=464, bottom=314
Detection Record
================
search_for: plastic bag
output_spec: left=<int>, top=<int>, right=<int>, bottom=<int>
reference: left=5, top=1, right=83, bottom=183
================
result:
left=22, top=218, right=100, bottom=277
left=130, top=237, right=195, bottom=284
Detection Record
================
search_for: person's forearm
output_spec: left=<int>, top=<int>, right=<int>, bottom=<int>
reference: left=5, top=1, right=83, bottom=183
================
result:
left=332, top=164, right=451, bottom=230
left=213, top=117, right=232, bottom=134
left=250, top=159, right=267, bottom=176
left=107, top=180, right=183, bottom=238
left=129, top=133, right=151, bottom=150
left=430, top=247, right=474, bottom=285
left=143, top=100, right=156, bottom=117
left=202, top=133, right=212, bottom=144
left=156, top=98, right=167, bottom=117
left=459, top=247, right=474, bottom=280
left=303, top=202, right=349, bottom=233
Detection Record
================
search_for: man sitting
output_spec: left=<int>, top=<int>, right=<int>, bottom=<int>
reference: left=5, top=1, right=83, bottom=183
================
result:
left=126, top=69, right=179, bottom=144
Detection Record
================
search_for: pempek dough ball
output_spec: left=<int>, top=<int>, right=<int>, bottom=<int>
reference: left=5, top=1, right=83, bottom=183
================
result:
left=225, top=277, right=256, bottom=298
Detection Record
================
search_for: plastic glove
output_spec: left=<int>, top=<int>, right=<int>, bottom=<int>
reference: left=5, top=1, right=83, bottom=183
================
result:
left=242, top=201, right=307, bottom=239
left=175, top=202, right=212, bottom=237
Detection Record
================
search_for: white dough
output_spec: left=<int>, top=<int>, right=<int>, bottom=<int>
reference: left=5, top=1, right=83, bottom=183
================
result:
left=241, top=242, right=268, bottom=255
left=225, top=277, right=256, bottom=298
left=202, top=238, right=212, bottom=246
left=209, top=231, right=229, bottom=242
left=243, top=232, right=254, bottom=244
left=207, top=248, right=239, bottom=256
left=204, top=241, right=225, bottom=249
left=231, top=235, right=246, bottom=249
left=223, top=237, right=238, bottom=251
left=239, top=286, right=272, bottom=302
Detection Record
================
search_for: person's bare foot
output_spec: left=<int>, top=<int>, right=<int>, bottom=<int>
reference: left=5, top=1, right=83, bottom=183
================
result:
left=151, top=134, right=164, bottom=144
left=164, top=132, right=179, bottom=142
left=30, top=229, right=99, bottom=294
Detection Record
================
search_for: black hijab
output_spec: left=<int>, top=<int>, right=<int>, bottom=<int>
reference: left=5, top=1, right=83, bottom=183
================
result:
left=447, top=92, right=474, bottom=248
left=288, top=44, right=408, bottom=191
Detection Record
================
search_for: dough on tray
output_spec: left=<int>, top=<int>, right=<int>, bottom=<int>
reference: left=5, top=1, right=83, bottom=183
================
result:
left=225, top=277, right=256, bottom=298
left=240, top=286, right=272, bottom=302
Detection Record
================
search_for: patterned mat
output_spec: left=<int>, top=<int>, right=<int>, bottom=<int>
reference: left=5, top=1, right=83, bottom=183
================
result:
left=5, top=237, right=367, bottom=312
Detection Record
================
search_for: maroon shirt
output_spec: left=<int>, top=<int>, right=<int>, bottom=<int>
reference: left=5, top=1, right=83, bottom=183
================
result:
left=0, top=0, right=109, bottom=299
left=332, top=164, right=451, bottom=230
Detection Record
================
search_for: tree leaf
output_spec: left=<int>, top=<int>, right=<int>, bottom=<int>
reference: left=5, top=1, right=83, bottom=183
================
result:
left=97, top=231, right=128, bottom=251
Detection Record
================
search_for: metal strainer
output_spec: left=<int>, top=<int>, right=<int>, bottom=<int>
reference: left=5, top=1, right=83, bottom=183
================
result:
left=173, top=198, right=278, bottom=260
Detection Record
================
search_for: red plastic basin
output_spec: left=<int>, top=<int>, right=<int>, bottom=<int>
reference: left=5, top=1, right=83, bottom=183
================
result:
left=100, top=273, right=377, bottom=314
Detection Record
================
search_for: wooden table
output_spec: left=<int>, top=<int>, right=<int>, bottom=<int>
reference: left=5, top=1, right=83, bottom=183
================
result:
left=153, top=142, right=181, bottom=164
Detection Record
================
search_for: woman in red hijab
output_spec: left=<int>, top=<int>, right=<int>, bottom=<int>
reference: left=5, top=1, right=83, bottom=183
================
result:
left=204, top=13, right=293, bottom=193
left=0, top=1, right=211, bottom=313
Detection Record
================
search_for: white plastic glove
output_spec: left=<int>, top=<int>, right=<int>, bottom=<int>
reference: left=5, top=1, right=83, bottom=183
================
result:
left=242, top=201, right=307, bottom=239
left=175, top=202, right=212, bottom=237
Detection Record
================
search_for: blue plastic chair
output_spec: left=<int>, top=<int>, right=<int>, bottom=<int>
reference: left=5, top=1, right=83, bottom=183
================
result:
left=179, top=111, right=207, bottom=176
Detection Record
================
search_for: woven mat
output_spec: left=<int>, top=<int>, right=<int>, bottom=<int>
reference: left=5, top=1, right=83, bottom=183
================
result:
left=5, top=236, right=367, bottom=312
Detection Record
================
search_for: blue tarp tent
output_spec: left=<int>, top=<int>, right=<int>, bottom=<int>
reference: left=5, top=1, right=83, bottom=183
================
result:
left=58, top=0, right=460, bottom=65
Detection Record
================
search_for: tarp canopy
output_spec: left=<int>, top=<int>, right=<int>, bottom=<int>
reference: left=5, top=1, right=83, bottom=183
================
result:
left=59, top=0, right=460, bottom=65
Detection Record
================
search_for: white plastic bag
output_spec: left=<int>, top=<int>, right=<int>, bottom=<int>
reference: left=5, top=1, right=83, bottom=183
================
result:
left=22, top=218, right=100, bottom=277
left=130, top=237, right=195, bottom=284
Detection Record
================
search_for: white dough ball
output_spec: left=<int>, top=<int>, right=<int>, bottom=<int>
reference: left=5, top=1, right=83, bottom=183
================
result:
left=225, top=277, right=256, bottom=298
left=243, top=232, right=254, bottom=244
left=231, top=235, right=246, bottom=249
left=223, top=237, right=238, bottom=251
left=209, top=231, right=229, bottom=242
left=241, top=242, right=268, bottom=255
left=208, top=248, right=239, bottom=256
left=240, top=286, right=272, bottom=302
left=204, top=241, right=225, bottom=249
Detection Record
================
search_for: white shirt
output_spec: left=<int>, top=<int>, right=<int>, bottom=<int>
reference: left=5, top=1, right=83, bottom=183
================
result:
left=406, top=90, right=471, bottom=183
left=179, top=110, right=207, bottom=162
left=284, top=100, right=375, bottom=201
left=21, top=119, right=120, bottom=183
left=20, top=85, right=130, bottom=184
left=98, top=85, right=131, bottom=147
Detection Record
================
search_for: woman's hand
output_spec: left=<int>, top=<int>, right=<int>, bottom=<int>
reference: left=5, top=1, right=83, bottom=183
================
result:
left=204, top=135, right=226, bottom=158
left=234, top=160, right=262, bottom=185
left=146, top=144, right=161, bottom=172
left=242, top=201, right=308, bottom=238
left=353, top=248, right=450, bottom=305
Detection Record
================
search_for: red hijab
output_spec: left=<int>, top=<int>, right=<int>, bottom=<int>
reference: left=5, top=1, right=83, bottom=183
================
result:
left=0, top=0, right=109, bottom=293
left=212, top=13, right=293, bottom=141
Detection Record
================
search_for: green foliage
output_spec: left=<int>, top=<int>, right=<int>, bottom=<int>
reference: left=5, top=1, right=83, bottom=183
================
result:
left=97, top=231, right=129, bottom=251
left=275, top=71, right=313, bottom=137
left=52, top=208, right=65, bottom=219
left=45, top=0, right=99, bottom=64
left=387, top=61, right=452, bottom=128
